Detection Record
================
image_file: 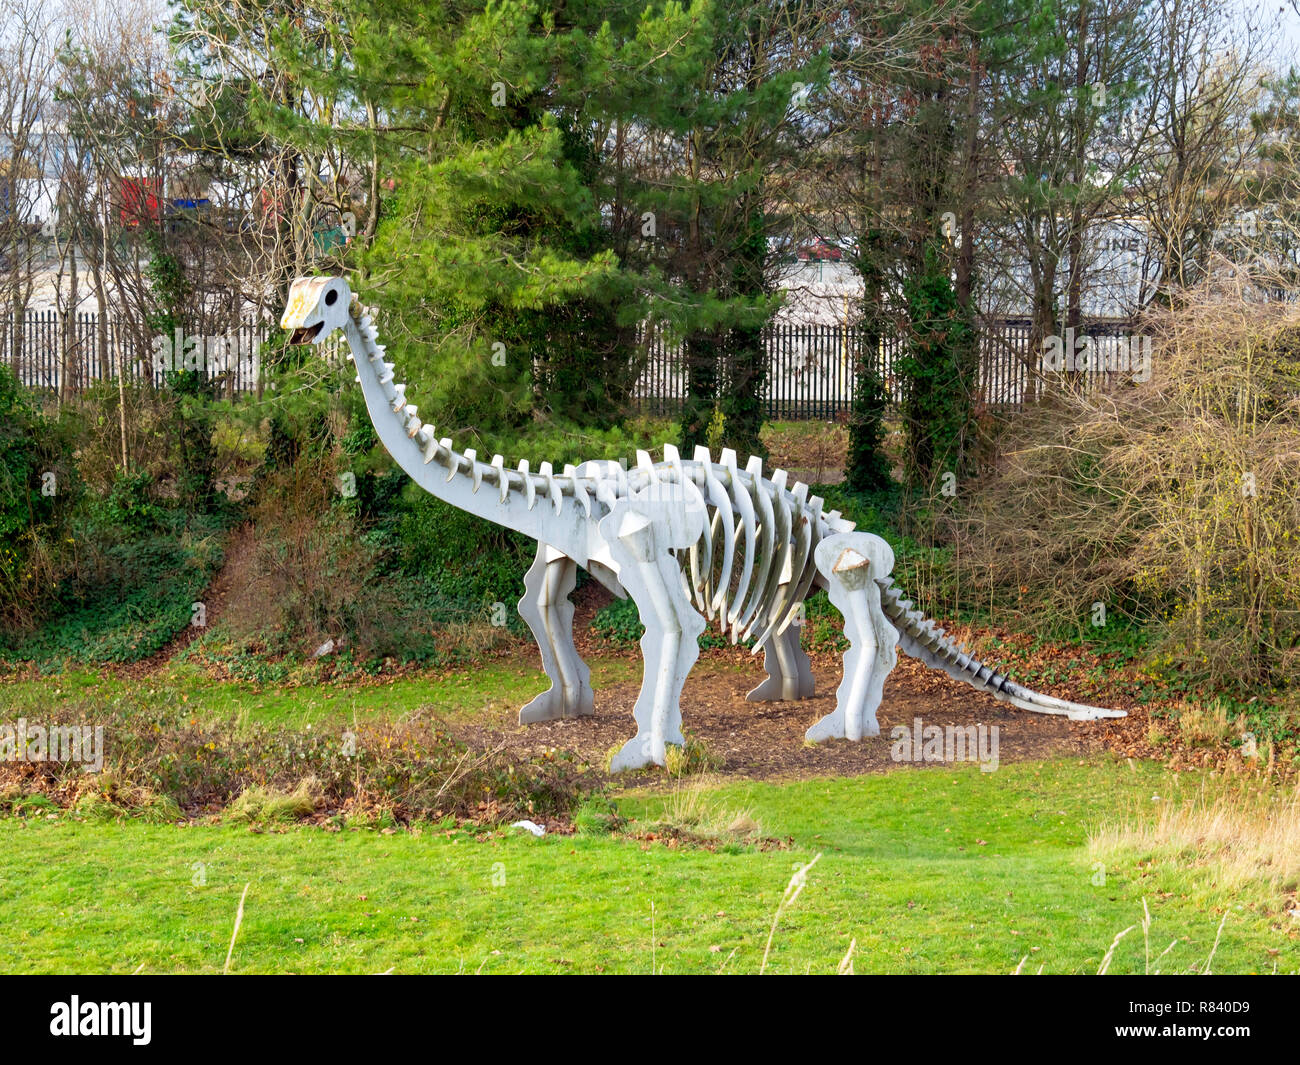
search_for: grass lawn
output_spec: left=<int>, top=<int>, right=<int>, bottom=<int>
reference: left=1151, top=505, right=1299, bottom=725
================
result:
left=1, top=756, right=1294, bottom=974
left=0, top=659, right=640, bottom=730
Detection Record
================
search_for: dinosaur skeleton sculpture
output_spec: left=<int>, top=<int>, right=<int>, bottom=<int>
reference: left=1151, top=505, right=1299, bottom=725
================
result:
left=282, top=276, right=1125, bottom=771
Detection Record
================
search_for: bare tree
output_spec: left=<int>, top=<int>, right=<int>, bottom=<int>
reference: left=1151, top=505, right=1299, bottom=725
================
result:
left=1129, top=0, right=1277, bottom=306
left=170, top=1, right=359, bottom=322
left=0, top=0, right=58, bottom=375
left=54, top=0, right=180, bottom=459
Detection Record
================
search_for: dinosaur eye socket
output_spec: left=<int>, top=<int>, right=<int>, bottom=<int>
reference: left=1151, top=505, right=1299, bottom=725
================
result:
left=325, top=288, right=339, bottom=306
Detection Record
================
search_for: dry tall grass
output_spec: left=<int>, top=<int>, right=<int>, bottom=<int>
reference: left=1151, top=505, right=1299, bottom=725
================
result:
left=1090, top=779, right=1300, bottom=904
left=655, top=776, right=760, bottom=842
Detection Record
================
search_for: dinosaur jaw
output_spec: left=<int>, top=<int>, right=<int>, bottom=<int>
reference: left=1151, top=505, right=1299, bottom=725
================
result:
left=287, top=322, right=325, bottom=345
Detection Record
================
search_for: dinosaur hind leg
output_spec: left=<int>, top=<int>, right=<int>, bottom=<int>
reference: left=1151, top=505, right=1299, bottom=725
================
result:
left=747, top=624, right=814, bottom=701
left=804, top=533, right=899, bottom=743
left=518, top=542, right=594, bottom=723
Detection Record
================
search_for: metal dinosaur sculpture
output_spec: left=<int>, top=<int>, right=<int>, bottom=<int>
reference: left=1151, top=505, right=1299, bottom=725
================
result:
left=282, top=276, right=1125, bottom=771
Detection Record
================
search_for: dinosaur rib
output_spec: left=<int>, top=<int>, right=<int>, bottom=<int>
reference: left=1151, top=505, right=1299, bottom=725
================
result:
left=720, top=449, right=758, bottom=634
left=754, top=480, right=810, bottom=648
left=733, top=458, right=776, bottom=641
left=778, top=494, right=826, bottom=635
left=696, top=448, right=734, bottom=622
left=742, top=469, right=792, bottom=642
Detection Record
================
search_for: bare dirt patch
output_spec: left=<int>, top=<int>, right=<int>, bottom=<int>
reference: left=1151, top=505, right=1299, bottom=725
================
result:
left=109, top=521, right=258, bottom=681
left=455, top=649, right=1103, bottom=784
left=444, top=565, right=1125, bottom=784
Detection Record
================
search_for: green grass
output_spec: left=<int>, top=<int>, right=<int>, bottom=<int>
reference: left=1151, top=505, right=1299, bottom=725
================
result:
left=1, top=758, right=1294, bottom=974
left=0, top=659, right=639, bottom=730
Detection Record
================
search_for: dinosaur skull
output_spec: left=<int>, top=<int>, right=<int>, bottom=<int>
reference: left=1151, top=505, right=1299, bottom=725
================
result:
left=281, top=276, right=352, bottom=345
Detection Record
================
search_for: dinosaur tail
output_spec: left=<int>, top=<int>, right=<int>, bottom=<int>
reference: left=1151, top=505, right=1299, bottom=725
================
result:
left=876, top=579, right=1126, bottom=722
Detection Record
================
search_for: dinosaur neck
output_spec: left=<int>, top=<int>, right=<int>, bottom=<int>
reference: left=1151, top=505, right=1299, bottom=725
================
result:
left=339, top=309, right=854, bottom=577
left=342, top=315, right=602, bottom=562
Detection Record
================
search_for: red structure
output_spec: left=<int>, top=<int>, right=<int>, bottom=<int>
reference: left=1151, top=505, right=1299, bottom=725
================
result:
left=796, top=239, right=843, bottom=261
left=119, top=177, right=161, bottom=226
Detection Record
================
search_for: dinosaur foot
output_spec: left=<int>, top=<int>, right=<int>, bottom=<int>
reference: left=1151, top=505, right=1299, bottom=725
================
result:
left=608, top=728, right=684, bottom=773
left=519, top=686, right=594, bottom=724
left=805, top=709, right=880, bottom=743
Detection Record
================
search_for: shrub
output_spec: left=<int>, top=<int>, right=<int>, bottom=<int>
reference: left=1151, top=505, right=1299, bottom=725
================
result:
left=396, top=490, right=531, bottom=607
left=221, top=452, right=394, bottom=654
left=0, top=693, right=588, bottom=825
left=88, top=469, right=168, bottom=534
left=664, top=733, right=723, bottom=776
left=591, top=596, right=643, bottom=647
left=943, top=272, right=1300, bottom=702
left=0, top=520, right=226, bottom=666
left=0, top=368, right=80, bottom=627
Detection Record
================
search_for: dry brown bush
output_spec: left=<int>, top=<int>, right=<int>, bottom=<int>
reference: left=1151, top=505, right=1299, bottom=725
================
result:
left=220, top=453, right=392, bottom=654
left=947, top=264, right=1300, bottom=693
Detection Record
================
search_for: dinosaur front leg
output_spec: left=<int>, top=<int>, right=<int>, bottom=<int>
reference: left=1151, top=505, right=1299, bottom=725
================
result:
left=747, top=623, right=815, bottom=701
left=518, top=542, right=594, bottom=723
left=600, top=502, right=706, bottom=771
left=805, top=533, right=899, bottom=743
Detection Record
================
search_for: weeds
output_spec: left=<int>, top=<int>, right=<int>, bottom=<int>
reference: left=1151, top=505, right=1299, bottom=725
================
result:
left=647, top=776, right=762, bottom=846
left=227, top=777, right=325, bottom=825
left=0, top=692, right=588, bottom=826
